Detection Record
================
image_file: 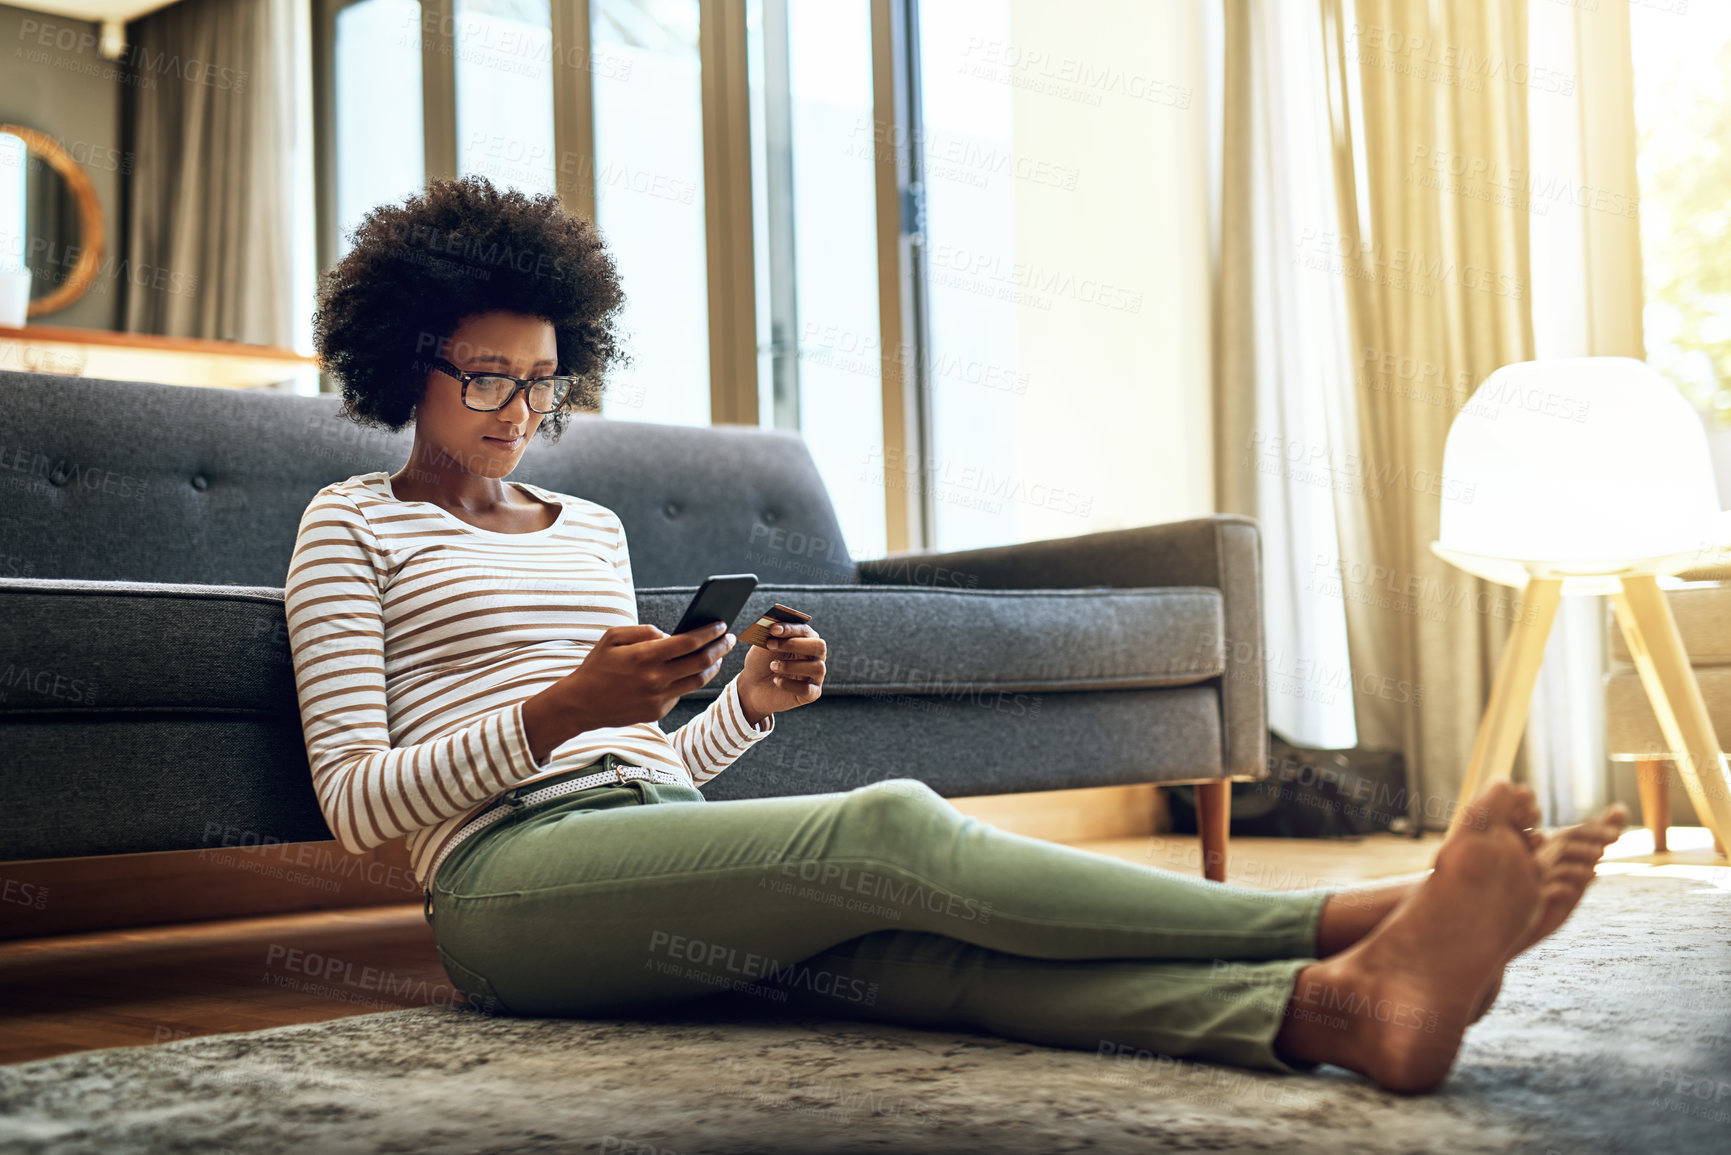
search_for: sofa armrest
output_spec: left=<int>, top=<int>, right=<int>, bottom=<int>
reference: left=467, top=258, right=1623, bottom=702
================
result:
left=856, top=515, right=1267, bottom=779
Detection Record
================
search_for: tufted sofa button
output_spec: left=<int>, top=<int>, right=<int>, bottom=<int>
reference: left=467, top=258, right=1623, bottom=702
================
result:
left=663, top=500, right=680, bottom=517
left=47, top=463, right=71, bottom=487
left=191, top=474, right=209, bottom=491
left=763, top=509, right=778, bottom=523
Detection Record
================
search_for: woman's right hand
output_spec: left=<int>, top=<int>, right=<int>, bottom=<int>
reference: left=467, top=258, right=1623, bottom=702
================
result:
left=568, top=622, right=737, bottom=725
left=520, top=622, right=736, bottom=764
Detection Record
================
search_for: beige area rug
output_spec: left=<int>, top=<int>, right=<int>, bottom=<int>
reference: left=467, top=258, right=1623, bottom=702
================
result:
left=1, top=869, right=1727, bottom=1154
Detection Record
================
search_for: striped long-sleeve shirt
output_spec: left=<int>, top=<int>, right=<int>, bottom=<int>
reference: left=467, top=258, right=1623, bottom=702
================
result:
left=283, top=471, right=775, bottom=888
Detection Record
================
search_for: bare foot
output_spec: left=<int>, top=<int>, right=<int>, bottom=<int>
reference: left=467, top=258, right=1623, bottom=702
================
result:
left=1465, top=803, right=1631, bottom=1021
left=1517, top=803, right=1629, bottom=954
left=1319, top=883, right=1506, bottom=1024
left=1274, top=781, right=1541, bottom=1094
left=1463, top=785, right=1541, bottom=1024
left=1320, top=797, right=1631, bottom=1028
left=1313, top=787, right=1544, bottom=1026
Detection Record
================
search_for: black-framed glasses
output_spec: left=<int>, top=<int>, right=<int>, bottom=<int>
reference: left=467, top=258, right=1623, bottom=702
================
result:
left=429, top=356, right=578, bottom=413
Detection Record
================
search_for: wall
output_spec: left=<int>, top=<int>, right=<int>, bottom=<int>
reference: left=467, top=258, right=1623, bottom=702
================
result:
left=1008, top=0, right=1214, bottom=539
left=0, top=1, right=127, bottom=332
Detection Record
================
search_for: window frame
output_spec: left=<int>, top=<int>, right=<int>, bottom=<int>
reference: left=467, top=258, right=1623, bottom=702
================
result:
left=868, top=0, right=932, bottom=552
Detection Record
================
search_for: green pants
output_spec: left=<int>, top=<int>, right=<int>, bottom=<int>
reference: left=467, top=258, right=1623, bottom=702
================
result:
left=427, top=753, right=1330, bottom=1073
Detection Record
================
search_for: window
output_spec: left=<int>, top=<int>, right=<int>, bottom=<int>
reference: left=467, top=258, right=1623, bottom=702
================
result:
left=916, top=0, right=1020, bottom=551
left=1630, top=3, right=1731, bottom=425
left=915, top=0, right=1210, bottom=550
left=748, top=0, right=885, bottom=559
left=315, top=0, right=1206, bottom=555
left=591, top=0, right=710, bottom=424
left=0, top=133, right=30, bottom=277
left=454, top=0, right=558, bottom=198
left=332, top=0, right=424, bottom=259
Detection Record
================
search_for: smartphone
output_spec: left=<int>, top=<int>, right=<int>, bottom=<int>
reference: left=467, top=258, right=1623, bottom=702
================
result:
left=671, top=573, right=759, bottom=637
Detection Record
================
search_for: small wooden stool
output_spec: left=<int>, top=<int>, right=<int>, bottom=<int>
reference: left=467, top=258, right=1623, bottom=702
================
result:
left=1634, top=757, right=1728, bottom=856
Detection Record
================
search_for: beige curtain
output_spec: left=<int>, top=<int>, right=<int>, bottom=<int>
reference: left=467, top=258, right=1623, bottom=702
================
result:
left=1213, top=0, right=1255, bottom=521
left=123, top=0, right=293, bottom=347
left=1316, top=0, right=1538, bottom=826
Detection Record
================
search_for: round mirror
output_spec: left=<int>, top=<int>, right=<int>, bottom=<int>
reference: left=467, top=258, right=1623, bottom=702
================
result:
left=0, top=124, right=105, bottom=321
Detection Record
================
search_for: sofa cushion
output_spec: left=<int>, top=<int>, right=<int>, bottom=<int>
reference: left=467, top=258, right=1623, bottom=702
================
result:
left=0, top=578, right=295, bottom=717
left=0, top=683, right=1229, bottom=861
left=640, top=583, right=1227, bottom=696
left=0, top=717, right=331, bottom=859
left=0, top=578, right=1224, bottom=720
left=1608, top=582, right=1731, bottom=667
left=682, top=684, right=1227, bottom=802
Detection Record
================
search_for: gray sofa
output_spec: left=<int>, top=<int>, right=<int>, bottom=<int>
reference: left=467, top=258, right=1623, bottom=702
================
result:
left=0, top=371, right=1267, bottom=869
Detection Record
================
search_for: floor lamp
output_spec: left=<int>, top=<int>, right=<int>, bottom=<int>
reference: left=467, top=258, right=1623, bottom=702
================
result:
left=1431, top=357, right=1731, bottom=850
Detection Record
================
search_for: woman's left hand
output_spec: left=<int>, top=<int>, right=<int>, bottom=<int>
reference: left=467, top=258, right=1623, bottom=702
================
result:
left=738, top=622, right=826, bottom=724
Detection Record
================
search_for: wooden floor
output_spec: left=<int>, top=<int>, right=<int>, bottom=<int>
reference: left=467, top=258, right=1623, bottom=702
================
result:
left=2, top=824, right=1723, bottom=1067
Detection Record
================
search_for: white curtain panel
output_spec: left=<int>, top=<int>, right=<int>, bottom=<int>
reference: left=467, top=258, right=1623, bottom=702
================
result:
left=1519, top=0, right=1645, bottom=825
left=1240, top=0, right=1359, bottom=751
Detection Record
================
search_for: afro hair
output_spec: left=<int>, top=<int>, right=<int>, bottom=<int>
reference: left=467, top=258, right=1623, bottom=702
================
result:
left=312, top=174, right=629, bottom=442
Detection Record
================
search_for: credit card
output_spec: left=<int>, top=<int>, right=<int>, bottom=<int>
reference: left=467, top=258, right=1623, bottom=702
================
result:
left=737, top=603, right=813, bottom=647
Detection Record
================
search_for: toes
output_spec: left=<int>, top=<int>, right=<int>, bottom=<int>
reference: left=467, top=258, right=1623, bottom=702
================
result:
left=1575, top=805, right=1629, bottom=839
left=1535, top=834, right=1609, bottom=873
left=1541, top=814, right=1626, bottom=858
left=1540, top=867, right=1597, bottom=898
left=1512, top=786, right=1541, bottom=828
left=1575, top=823, right=1614, bottom=844
left=1555, top=840, right=1609, bottom=864
left=1467, top=780, right=1522, bottom=830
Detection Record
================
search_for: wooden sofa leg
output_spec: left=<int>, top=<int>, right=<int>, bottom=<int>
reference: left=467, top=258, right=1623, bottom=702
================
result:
left=1196, top=781, right=1230, bottom=882
left=1635, top=758, right=1669, bottom=854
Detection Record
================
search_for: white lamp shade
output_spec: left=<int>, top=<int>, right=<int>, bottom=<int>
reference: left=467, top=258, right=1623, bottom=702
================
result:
left=1436, top=357, right=1721, bottom=567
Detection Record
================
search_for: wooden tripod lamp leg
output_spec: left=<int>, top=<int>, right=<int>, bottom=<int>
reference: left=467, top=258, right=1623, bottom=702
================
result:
left=1449, top=577, right=1564, bottom=833
left=1612, top=576, right=1731, bottom=858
